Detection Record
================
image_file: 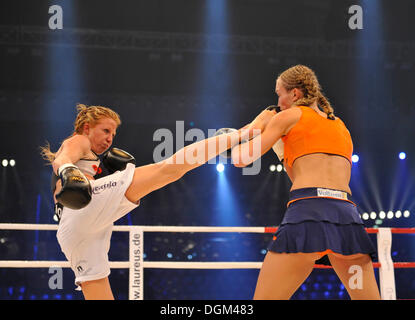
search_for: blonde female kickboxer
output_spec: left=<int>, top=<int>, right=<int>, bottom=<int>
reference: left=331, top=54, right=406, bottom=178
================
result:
left=41, top=103, right=258, bottom=300
left=233, top=65, right=380, bottom=300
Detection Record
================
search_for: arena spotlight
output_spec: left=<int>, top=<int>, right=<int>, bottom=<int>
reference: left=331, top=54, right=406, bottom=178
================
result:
left=9, top=159, right=15, bottom=167
left=276, top=164, right=283, bottom=172
left=364, top=210, right=410, bottom=220
left=1, top=159, right=8, bottom=167
left=351, top=154, right=359, bottom=163
left=216, top=163, right=225, bottom=173
left=269, top=164, right=276, bottom=172
left=399, top=152, right=406, bottom=160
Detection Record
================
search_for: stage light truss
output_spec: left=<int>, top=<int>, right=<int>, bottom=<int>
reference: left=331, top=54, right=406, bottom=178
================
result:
left=0, top=26, right=414, bottom=60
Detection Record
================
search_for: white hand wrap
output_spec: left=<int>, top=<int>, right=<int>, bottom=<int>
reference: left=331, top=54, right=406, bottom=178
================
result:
left=57, top=163, right=77, bottom=176
left=272, top=139, right=284, bottom=162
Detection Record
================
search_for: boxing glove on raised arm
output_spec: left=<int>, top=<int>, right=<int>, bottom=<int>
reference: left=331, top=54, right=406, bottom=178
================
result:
left=103, top=147, right=136, bottom=173
left=56, top=164, right=92, bottom=210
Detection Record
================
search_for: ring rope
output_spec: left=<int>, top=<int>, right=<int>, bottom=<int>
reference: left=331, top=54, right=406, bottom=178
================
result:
left=1, top=224, right=414, bottom=270
left=0, top=261, right=414, bottom=269
left=1, top=223, right=415, bottom=234
left=0, top=223, right=413, bottom=300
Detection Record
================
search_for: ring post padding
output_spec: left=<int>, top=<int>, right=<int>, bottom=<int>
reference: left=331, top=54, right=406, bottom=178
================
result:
left=129, top=227, right=144, bottom=300
left=377, top=228, right=396, bottom=300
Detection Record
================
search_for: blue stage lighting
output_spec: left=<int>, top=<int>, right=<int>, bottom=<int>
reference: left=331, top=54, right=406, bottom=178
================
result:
left=352, top=154, right=359, bottom=163
left=399, top=152, right=406, bottom=160
left=216, top=163, right=225, bottom=172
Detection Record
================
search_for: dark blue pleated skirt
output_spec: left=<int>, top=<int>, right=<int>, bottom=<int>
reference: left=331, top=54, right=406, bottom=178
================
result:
left=267, top=188, right=377, bottom=263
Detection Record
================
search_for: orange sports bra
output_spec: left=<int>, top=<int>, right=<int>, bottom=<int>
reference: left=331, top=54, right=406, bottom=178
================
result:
left=281, top=106, right=353, bottom=167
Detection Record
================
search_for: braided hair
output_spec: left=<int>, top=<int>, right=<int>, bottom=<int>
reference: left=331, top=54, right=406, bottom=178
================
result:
left=278, top=65, right=335, bottom=120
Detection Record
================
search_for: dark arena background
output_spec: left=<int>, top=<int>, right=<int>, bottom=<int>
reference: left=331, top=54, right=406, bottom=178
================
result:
left=0, top=0, right=414, bottom=301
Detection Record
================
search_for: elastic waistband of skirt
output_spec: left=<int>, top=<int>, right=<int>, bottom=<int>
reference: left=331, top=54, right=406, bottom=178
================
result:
left=287, top=187, right=356, bottom=207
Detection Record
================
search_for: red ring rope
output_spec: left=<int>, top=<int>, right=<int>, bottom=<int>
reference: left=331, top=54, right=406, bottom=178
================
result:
left=314, top=262, right=415, bottom=269
left=264, top=227, right=415, bottom=234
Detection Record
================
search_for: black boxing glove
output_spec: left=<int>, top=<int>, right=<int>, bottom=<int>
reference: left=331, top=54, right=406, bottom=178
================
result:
left=102, top=147, right=136, bottom=174
left=55, top=164, right=92, bottom=210
left=266, top=105, right=279, bottom=112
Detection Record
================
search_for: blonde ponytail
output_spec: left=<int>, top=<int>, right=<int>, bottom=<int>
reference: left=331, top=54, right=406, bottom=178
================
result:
left=39, top=141, right=56, bottom=165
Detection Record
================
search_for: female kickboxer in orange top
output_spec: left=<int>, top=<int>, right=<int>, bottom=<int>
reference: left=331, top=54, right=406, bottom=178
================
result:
left=233, top=65, right=380, bottom=300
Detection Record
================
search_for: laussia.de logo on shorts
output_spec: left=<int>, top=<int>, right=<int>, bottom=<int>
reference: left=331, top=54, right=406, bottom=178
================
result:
left=92, top=181, right=117, bottom=194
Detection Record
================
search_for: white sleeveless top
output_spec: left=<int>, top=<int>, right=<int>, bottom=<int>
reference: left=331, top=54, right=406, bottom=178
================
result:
left=51, top=152, right=101, bottom=198
left=74, top=152, right=101, bottom=176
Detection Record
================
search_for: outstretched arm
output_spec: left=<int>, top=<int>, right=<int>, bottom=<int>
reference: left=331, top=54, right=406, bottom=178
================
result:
left=232, top=107, right=300, bottom=167
left=165, top=125, right=254, bottom=172
left=124, top=125, right=256, bottom=203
